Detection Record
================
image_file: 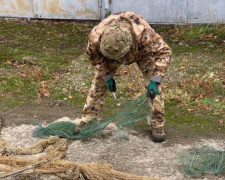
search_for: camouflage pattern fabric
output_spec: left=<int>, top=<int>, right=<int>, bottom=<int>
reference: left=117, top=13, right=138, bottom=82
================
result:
left=100, top=22, right=132, bottom=60
left=82, top=11, right=172, bottom=130
left=82, top=60, right=121, bottom=123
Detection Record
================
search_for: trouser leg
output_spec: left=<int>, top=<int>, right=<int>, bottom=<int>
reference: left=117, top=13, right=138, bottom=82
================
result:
left=82, top=61, right=121, bottom=124
left=149, top=84, right=165, bottom=130
left=137, top=57, right=166, bottom=140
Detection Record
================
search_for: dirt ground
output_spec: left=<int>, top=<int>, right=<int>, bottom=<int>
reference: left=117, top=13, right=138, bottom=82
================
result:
left=0, top=21, right=224, bottom=180
left=0, top=105, right=225, bottom=180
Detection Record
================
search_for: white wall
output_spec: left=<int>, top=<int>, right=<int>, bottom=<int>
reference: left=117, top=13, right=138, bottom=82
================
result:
left=0, top=0, right=225, bottom=24
left=0, top=0, right=100, bottom=20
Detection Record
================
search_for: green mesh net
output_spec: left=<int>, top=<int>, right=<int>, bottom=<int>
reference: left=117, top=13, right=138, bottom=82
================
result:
left=32, top=94, right=152, bottom=139
left=179, top=144, right=225, bottom=175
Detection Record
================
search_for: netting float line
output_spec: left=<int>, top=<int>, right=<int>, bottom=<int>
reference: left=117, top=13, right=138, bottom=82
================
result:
left=32, top=94, right=152, bottom=139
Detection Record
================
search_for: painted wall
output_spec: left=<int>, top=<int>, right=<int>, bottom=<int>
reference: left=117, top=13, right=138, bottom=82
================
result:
left=110, top=0, right=188, bottom=24
left=33, top=0, right=100, bottom=19
left=187, top=0, right=225, bottom=23
left=0, top=0, right=225, bottom=23
left=0, top=0, right=34, bottom=18
left=110, top=0, right=225, bottom=24
left=0, top=0, right=100, bottom=20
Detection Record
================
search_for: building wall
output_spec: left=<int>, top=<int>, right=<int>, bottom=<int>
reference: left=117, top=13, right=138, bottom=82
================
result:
left=110, top=0, right=187, bottom=24
left=0, top=0, right=225, bottom=24
left=0, top=0, right=100, bottom=20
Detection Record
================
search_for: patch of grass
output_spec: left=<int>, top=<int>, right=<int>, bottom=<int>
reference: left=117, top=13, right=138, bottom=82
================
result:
left=154, top=23, right=225, bottom=44
left=0, top=19, right=92, bottom=106
left=165, top=100, right=225, bottom=136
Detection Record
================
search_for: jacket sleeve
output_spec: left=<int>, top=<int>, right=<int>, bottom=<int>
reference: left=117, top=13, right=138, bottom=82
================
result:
left=149, top=29, right=172, bottom=79
left=86, top=40, right=110, bottom=78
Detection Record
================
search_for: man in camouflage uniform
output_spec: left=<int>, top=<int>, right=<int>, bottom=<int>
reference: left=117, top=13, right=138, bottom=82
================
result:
left=74, top=11, right=172, bottom=142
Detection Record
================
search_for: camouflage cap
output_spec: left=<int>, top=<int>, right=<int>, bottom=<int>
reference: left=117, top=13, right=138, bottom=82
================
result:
left=100, top=23, right=132, bottom=60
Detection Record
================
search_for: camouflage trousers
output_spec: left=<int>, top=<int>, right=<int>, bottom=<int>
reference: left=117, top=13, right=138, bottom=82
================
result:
left=82, top=58, right=165, bottom=130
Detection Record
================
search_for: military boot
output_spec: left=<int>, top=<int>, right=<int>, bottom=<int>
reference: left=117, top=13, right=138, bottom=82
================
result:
left=74, top=121, right=87, bottom=135
left=151, top=126, right=166, bottom=142
left=150, top=120, right=166, bottom=142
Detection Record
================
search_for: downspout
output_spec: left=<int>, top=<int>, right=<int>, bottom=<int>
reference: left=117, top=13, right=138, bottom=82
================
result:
left=100, top=0, right=111, bottom=19
left=98, top=0, right=102, bottom=20
left=186, top=0, right=189, bottom=24
left=104, top=0, right=111, bottom=18
left=104, top=0, right=110, bottom=11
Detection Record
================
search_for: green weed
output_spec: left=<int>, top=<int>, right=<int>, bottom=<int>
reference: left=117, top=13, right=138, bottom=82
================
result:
left=0, top=20, right=92, bottom=106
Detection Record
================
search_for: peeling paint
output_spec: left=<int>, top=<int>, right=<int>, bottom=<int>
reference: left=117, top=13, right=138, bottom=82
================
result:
left=41, top=0, right=66, bottom=15
left=0, top=0, right=33, bottom=17
left=0, top=0, right=100, bottom=20
left=33, top=0, right=100, bottom=19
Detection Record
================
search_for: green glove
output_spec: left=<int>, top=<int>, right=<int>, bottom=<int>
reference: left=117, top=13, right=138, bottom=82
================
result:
left=148, top=81, right=159, bottom=99
left=106, top=78, right=116, bottom=92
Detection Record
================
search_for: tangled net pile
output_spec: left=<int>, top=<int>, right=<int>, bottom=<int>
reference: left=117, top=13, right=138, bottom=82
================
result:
left=32, top=94, right=152, bottom=139
left=0, top=136, right=161, bottom=180
left=180, top=144, right=225, bottom=175
left=0, top=94, right=161, bottom=179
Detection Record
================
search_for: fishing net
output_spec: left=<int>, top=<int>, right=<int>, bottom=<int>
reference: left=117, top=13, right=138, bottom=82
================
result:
left=0, top=136, right=161, bottom=180
left=32, top=94, right=152, bottom=139
left=179, top=144, right=225, bottom=175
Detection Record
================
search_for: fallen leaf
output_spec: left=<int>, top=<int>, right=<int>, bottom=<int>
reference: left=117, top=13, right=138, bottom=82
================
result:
left=219, top=119, right=224, bottom=125
left=41, top=81, right=47, bottom=86
left=68, top=95, right=73, bottom=99
left=181, top=65, right=186, bottom=69
left=128, top=83, right=135, bottom=87
left=7, top=60, right=12, bottom=64
left=19, top=72, right=26, bottom=78
left=178, top=83, right=184, bottom=88
left=187, top=108, right=195, bottom=112
left=206, top=34, right=213, bottom=38
left=20, top=64, right=26, bottom=68
left=161, top=84, right=168, bottom=89
left=44, top=92, right=50, bottom=97
left=169, top=98, right=181, bottom=103
left=81, top=89, right=89, bottom=93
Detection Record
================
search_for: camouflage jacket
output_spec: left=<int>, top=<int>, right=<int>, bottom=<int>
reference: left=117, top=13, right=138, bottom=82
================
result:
left=86, top=11, right=172, bottom=79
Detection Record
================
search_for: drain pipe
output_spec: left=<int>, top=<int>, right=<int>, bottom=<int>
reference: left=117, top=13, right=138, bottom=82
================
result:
left=98, top=0, right=102, bottom=20
left=99, top=0, right=111, bottom=20
left=104, top=0, right=111, bottom=18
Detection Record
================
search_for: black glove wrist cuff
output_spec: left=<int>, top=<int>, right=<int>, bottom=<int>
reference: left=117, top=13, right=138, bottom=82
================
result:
left=150, top=76, right=162, bottom=83
left=102, top=72, right=114, bottom=82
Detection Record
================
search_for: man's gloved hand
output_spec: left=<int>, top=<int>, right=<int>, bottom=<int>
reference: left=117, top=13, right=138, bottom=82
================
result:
left=106, top=78, right=116, bottom=92
left=148, top=81, right=159, bottom=99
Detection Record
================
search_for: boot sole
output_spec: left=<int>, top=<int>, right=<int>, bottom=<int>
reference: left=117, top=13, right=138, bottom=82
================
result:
left=152, top=135, right=165, bottom=142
